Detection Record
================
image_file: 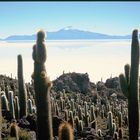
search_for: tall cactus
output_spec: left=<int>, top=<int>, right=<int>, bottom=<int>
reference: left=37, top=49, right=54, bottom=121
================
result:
left=32, top=30, right=53, bottom=140
left=17, top=54, right=27, bottom=118
left=0, top=91, right=2, bottom=140
left=119, top=29, right=139, bottom=140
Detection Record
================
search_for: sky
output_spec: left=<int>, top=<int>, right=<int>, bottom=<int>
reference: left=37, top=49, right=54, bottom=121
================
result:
left=0, top=2, right=140, bottom=38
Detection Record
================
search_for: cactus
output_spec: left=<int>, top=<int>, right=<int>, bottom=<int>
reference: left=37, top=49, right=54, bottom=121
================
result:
left=27, top=99, right=33, bottom=114
left=101, top=110, right=104, bottom=119
left=124, top=116, right=128, bottom=126
left=84, top=101, right=89, bottom=127
left=14, top=96, right=20, bottom=120
left=79, top=120, right=83, bottom=131
left=32, top=30, right=53, bottom=140
left=97, top=129, right=102, bottom=137
left=68, top=111, right=74, bottom=128
left=91, top=120, right=97, bottom=132
left=107, top=111, right=113, bottom=136
left=118, top=112, right=122, bottom=128
left=8, top=91, right=15, bottom=119
left=118, top=128, right=123, bottom=139
left=9, top=123, right=19, bottom=140
left=51, top=97, right=55, bottom=114
left=114, top=132, right=118, bottom=140
left=73, top=109, right=76, bottom=118
left=17, top=54, right=27, bottom=118
left=119, top=30, right=139, bottom=140
left=90, top=105, right=96, bottom=122
left=78, top=106, right=83, bottom=120
left=5, top=85, right=10, bottom=99
left=112, top=123, right=116, bottom=136
left=0, top=91, right=2, bottom=140
left=1, top=94, right=9, bottom=111
left=75, top=116, right=79, bottom=131
left=58, top=122, right=74, bottom=140
left=55, top=102, right=59, bottom=116
left=70, top=99, right=74, bottom=112
left=60, top=97, right=64, bottom=111
left=119, top=73, right=129, bottom=98
left=64, top=109, right=68, bottom=121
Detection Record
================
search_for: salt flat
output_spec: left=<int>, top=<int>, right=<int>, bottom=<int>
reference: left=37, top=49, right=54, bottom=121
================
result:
left=0, top=39, right=132, bottom=83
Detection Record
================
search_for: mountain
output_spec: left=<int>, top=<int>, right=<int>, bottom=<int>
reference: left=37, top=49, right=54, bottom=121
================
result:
left=5, top=34, right=36, bottom=40
left=3, top=27, right=133, bottom=40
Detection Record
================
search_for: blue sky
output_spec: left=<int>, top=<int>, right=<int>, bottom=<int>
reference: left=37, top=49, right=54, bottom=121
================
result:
left=0, top=2, right=140, bottom=38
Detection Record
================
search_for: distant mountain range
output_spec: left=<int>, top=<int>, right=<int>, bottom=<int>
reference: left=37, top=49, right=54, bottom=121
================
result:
left=0, top=27, right=135, bottom=41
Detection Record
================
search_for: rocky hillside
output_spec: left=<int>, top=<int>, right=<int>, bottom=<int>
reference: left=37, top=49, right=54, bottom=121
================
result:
left=52, top=72, right=96, bottom=94
left=0, top=73, right=123, bottom=98
left=52, top=72, right=123, bottom=98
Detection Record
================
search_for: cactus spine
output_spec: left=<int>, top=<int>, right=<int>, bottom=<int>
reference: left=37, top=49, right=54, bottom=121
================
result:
left=119, top=30, right=139, bottom=140
left=9, top=123, right=19, bottom=140
left=32, top=30, right=53, bottom=140
left=58, top=122, right=74, bottom=140
left=17, top=54, right=27, bottom=118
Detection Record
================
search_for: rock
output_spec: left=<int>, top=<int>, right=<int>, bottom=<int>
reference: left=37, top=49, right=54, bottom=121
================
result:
left=52, top=72, right=96, bottom=94
left=105, top=77, right=121, bottom=92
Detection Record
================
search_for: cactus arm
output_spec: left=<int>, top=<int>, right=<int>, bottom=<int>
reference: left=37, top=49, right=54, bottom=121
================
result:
left=119, top=73, right=129, bottom=98
left=124, top=64, right=130, bottom=85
